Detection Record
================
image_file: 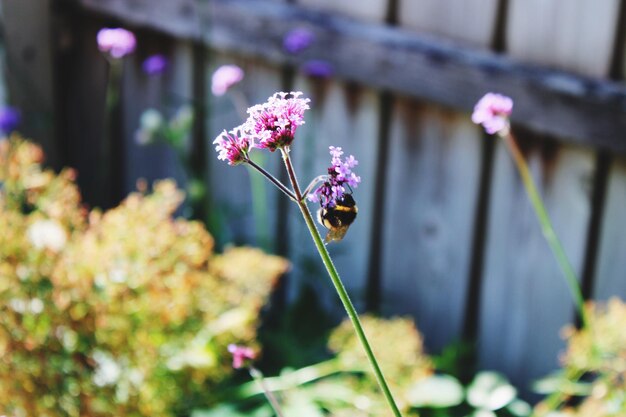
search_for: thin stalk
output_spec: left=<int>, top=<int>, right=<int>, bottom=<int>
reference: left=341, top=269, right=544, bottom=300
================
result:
left=280, top=149, right=403, bottom=417
left=502, top=130, right=589, bottom=327
left=247, top=158, right=297, bottom=202
left=301, top=175, right=328, bottom=202
left=249, top=366, right=286, bottom=417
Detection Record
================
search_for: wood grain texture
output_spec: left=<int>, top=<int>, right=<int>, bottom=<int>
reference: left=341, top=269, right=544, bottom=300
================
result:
left=2, top=0, right=57, bottom=164
left=478, top=137, right=594, bottom=390
left=69, top=0, right=626, bottom=154
left=286, top=78, right=380, bottom=314
left=592, top=157, right=626, bottom=300
left=380, top=99, right=483, bottom=352
left=398, top=0, right=499, bottom=48
left=121, top=39, right=190, bottom=197
left=207, top=52, right=283, bottom=250
left=297, top=0, right=387, bottom=22
left=507, top=0, right=621, bottom=77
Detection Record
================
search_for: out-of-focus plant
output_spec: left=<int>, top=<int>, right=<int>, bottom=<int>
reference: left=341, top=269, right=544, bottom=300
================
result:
left=0, top=137, right=288, bottom=417
left=533, top=298, right=626, bottom=417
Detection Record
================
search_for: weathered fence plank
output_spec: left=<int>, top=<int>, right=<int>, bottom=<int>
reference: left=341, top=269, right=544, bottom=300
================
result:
left=207, top=52, right=283, bottom=250
left=70, top=0, right=626, bottom=154
left=507, top=0, right=622, bottom=77
left=398, top=0, right=499, bottom=47
left=380, top=99, right=483, bottom=352
left=121, top=38, right=190, bottom=196
left=479, top=139, right=594, bottom=390
left=3, top=0, right=57, bottom=164
left=592, top=157, right=626, bottom=300
left=297, top=0, right=388, bottom=22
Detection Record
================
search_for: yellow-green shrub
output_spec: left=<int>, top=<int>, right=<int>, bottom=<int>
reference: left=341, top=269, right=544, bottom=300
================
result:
left=0, top=137, right=288, bottom=417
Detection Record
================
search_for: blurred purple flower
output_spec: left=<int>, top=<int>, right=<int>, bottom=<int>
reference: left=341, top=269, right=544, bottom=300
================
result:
left=0, top=106, right=21, bottom=134
left=211, top=65, right=244, bottom=96
left=308, top=146, right=360, bottom=208
left=472, top=92, right=513, bottom=135
left=302, top=60, right=333, bottom=78
left=228, top=344, right=256, bottom=369
left=97, top=28, right=136, bottom=59
left=245, top=92, right=310, bottom=151
left=283, top=27, right=315, bottom=54
left=142, top=54, right=168, bottom=75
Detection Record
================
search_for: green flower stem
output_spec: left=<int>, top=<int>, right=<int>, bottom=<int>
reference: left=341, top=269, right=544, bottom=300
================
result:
left=502, top=130, right=589, bottom=328
left=247, top=158, right=297, bottom=202
left=238, top=359, right=343, bottom=397
left=280, top=149, right=403, bottom=417
left=249, top=366, right=286, bottom=417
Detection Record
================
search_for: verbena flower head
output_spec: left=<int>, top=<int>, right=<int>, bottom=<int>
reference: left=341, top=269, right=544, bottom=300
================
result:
left=213, top=124, right=252, bottom=166
left=283, top=27, right=315, bottom=54
left=97, top=28, right=136, bottom=59
left=309, top=146, right=360, bottom=208
left=0, top=106, right=21, bottom=134
left=142, top=54, right=168, bottom=75
left=211, top=65, right=244, bottom=96
left=246, top=92, right=310, bottom=151
left=472, top=92, right=513, bottom=135
left=227, top=344, right=256, bottom=369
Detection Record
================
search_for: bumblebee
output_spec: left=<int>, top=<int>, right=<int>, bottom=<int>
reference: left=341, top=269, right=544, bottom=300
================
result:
left=317, top=193, right=358, bottom=243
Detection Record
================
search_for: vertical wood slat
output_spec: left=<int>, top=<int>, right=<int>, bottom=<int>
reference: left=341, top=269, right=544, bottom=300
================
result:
left=288, top=80, right=381, bottom=314
left=380, top=100, right=483, bottom=352
left=297, top=0, right=388, bottom=22
left=121, top=36, right=190, bottom=197
left=592, top=157, right=626, bottom=300
left=397, top=0, right=500, bottom=48
left=2, top=0, right=57, bottom=165
left=207, top=53, right=283, bottom=251
left=506, top=0, right=622, bottom=77
left=479, top=140, right=594, bottom=390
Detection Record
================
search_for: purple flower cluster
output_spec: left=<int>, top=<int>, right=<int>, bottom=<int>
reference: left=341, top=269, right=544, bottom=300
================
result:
left=97, top=28, right=136, bottom=59
left=0, top=107, right=21, bottom=134
left=283, top=27, right=315, bottom=54
left=213, top=91, right=310, bottom=164
left=309, top=146, right=360, bottom=208
left=211, top=65, right=244, bottom=96
left=246, top=92, right=311, bottom=152
left=213, top=125, right=252, bottom=166
left=471, top=92, right=513, bottom=135
left=142, top=54, right=168, bottom=75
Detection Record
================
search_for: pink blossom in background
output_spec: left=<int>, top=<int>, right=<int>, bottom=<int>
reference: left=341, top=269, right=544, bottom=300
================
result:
left=213, top=125, right=252, bottom=166
left=211, top=65, right=244, bottom=96
left=283, top=27, right=315, bottom=54
left=227, top=344, right=256, bottom=369
left=245, top=91, right=310, bottom=151
left=471, top=92, right=513, bottom=135
left=97, top=28, right=136, bottom=59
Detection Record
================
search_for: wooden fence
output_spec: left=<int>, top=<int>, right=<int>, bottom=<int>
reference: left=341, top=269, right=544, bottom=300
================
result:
left=3, top=0, right=626, bottom=394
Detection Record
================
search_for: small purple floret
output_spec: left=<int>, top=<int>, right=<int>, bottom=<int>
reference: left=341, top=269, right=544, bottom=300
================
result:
left=472, top=92, right=513, bottom=135
left=0, top=107, right=21, bottom=134
left=283, top=27, right=315, bottom=54
left=142, top=54, right=168, bottom=75
left=228, top=344, right=256, bottom=369
left=302, top=60, right=333, bottom=78
left=309, top=146, right=360, bottom=208
left=213, top=125, right=252, bottom=166
left=97, top=28, right=136, bottom=59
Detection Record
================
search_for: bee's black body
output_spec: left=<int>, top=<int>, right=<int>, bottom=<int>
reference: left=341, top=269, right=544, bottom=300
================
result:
left=317, top=193, right=358, bottom=243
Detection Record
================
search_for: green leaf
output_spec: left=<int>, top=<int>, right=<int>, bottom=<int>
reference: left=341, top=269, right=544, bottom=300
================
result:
left=466, top=371, right=517, bottom=411
left=506, top=399, right=532, bottom=417
left=406, top=374, right=464, bottom=408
